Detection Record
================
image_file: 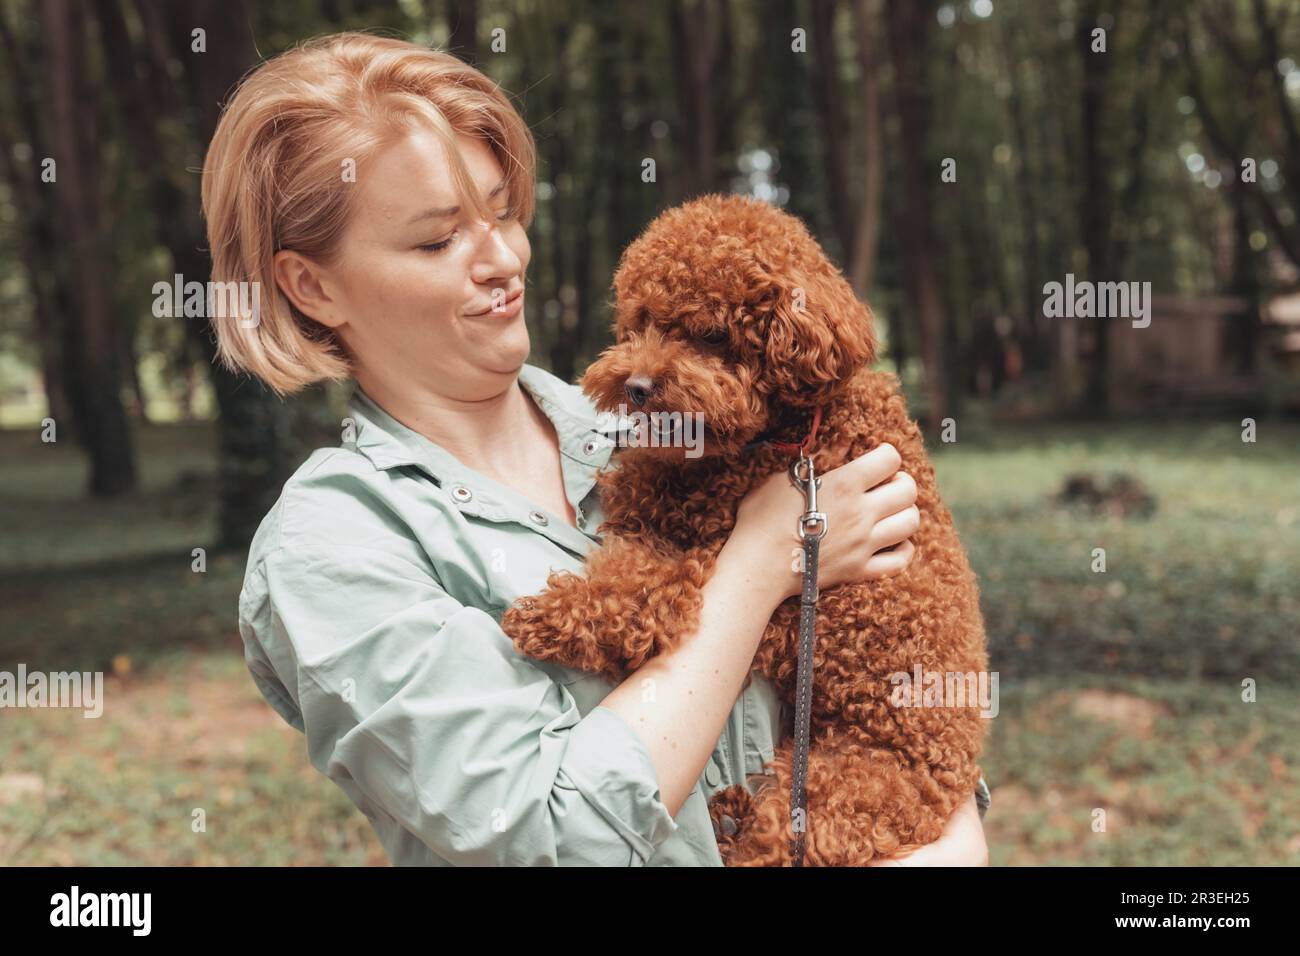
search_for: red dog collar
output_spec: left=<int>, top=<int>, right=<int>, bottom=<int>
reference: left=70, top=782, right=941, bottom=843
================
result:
left=763, top=405, right=824, bottom=456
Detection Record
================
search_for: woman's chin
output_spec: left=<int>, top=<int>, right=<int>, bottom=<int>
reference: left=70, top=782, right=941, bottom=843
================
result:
left=474, top=320, right=530, bottom=371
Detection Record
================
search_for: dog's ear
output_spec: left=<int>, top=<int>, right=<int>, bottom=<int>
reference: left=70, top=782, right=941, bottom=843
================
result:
left=762, top=270, right=877, bottom=405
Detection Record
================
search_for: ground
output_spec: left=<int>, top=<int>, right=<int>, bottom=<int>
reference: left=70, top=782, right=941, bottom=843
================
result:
left=1, top=416, right=1297, bottom=865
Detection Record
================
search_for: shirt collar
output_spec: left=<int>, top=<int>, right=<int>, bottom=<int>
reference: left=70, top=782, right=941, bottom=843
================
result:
left=344, top=362, right=625, bottom=483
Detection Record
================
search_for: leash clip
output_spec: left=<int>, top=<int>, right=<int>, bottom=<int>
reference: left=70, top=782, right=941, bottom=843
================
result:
left=789, top=454, right=827, bottom=541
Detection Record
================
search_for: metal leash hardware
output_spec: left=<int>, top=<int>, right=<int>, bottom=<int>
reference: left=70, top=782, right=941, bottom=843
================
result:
left=787, top=452, right=826, bottom=867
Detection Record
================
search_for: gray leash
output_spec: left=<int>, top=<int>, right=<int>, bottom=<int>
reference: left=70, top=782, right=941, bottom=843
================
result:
left=788, top=452, right=826, bottom=867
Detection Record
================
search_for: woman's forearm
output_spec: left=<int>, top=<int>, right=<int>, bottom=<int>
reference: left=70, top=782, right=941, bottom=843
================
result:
left=597, top=537, right=788, bottom=817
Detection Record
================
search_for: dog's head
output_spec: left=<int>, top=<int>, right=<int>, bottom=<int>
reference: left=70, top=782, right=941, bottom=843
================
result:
left=582, top=193, right=876, bottom=459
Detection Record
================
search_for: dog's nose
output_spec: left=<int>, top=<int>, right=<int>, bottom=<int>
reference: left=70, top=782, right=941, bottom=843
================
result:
left=624, top=374, right=655, bottom=408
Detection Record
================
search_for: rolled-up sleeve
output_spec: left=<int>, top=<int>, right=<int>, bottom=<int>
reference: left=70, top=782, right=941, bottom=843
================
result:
left=238, top=543, right=679, bottom=866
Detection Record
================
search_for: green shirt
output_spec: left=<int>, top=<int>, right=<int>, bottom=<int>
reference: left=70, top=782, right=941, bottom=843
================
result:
left=238, top=361, right=990, bottom=866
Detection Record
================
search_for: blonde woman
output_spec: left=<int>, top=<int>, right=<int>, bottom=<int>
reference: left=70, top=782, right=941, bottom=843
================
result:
left=202, top=32, right=989, bottom=866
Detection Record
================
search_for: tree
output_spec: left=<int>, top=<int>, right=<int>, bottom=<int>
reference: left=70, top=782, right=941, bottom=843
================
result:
left=848, top=0, right=884, bottom=298
left=0, top=4, right=73, bottom=428
left=886, top=0, right=948, bottom=429
left=41, top=0, right=137, bottom=496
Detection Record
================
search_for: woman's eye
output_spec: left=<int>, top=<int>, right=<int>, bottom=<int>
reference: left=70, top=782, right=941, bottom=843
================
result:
left=419, top=210, right=513, bottom=253
left=418, top=233, right=455, bottom=253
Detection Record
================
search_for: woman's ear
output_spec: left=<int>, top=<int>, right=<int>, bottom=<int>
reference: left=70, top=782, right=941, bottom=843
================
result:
left=763, top=272, right=877, bottom=405
left=273, top=250, right=347, bottom=330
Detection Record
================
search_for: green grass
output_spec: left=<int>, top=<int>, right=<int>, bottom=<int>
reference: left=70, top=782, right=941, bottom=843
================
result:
left=981, top=675, right=1300, bottom=865
left=935, top=418, right=1300, bottom=680
left=1, top=416, right=1297, bottom=865
left=0, top=422, right=219, bottom=572
left=0, top=651, right=385, bottom=865
left=0, top=423, right=242, bottom=674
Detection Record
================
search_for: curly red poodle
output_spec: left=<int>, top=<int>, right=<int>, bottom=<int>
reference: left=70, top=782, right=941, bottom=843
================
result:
left=502, top=193, right=989, bottom=866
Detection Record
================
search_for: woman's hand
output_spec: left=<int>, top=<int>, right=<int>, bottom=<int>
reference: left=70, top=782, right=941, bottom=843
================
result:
left=866, top=795, right=989, bottom=866
left=730, top=443, right=920, bottom=603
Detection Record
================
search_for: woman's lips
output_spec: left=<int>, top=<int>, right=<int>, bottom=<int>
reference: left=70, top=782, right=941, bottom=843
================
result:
left=467, top=289, right=523, bottom=318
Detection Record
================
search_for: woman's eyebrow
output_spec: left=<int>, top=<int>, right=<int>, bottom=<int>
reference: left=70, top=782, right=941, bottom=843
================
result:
left=405, top=179, right=508, bottom=224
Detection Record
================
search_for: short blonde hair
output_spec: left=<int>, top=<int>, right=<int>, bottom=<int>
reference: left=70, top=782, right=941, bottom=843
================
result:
left=201, top=32, right=537, bottom=395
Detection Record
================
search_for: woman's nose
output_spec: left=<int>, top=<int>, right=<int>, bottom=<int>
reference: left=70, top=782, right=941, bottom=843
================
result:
left=469, top=220, right=523, bottom=280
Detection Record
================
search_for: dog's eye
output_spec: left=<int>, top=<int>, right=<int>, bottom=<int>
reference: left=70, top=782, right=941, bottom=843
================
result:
left=697, top=327, right=728, bottom=345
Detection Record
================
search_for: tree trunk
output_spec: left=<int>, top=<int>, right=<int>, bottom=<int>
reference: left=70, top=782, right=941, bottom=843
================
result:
left=810, top=0, right=854, bottom=267
left=999, top=10, right=1048, bottom=374
left=0, top=120, right=72, bottom=426
left=1228, top=189, right=1261, bottom=374
left=886, top=0, right=947, bottom=429
left=1077, top=0, right=1113, bottom=415
left=0, top=7, right=78, bottom=435
left=848, top=0, right=883, bottom=298
left=544, top=7, right=577, bottom=380
left=42, top=0, right=137, bottom=496
left=150, top=0, right=303, bottom=550
left=446, top=0, right=478, bottom=64
left=669, top=0, right=716, bottom=201
left=755, top=0, right=833, bottom=278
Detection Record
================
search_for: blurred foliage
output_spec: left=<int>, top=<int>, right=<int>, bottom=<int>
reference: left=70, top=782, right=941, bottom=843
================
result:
left=3, top=0, right=1299, bottom=441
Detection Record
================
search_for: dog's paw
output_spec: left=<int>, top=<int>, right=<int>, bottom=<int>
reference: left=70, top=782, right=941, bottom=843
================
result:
left=500, top=590, right=568, bottom=662
left=502, top=574, right=634, bottom=679
left=708, top=785, right=756, bottom=863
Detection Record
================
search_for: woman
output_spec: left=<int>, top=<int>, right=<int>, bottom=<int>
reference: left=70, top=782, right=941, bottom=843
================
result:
left=203, top=32, right=989, bottom=866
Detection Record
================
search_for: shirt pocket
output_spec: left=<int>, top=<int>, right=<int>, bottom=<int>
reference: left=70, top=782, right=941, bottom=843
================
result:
left=422, top=499, right=591, bottom=617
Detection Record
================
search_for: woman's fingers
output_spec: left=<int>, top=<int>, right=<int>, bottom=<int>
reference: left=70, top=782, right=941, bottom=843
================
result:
left=864, top=538, right=914, bottom=577
left=834, top=442, right=902, bottom=493
left=864, top=469, right=917, bottom=521
left=789, top=444, right=923, bottom=587
left=870, top=504, right=921, bottom=551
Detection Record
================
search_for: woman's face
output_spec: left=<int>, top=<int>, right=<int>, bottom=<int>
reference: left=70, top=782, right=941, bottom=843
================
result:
left=320, top=127, right=532, bottom=399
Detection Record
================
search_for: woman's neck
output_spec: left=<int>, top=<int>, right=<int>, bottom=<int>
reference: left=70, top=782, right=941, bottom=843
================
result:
left=356, top=367, right=547, bottom=477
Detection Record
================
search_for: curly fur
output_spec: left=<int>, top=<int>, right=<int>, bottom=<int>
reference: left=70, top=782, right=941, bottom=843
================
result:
left=502, top=193, right=989, bottom=866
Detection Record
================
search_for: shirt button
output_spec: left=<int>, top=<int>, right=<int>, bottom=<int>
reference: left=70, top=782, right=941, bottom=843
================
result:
left=712, top=813, right=738, bottom=841
left=704, top=759, right=721, bottom=788
left=450, top=484, right=473, bottom=503
left=529, top=510, right=549, bottom=526
left=583, top=439, right=600, bottom=456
